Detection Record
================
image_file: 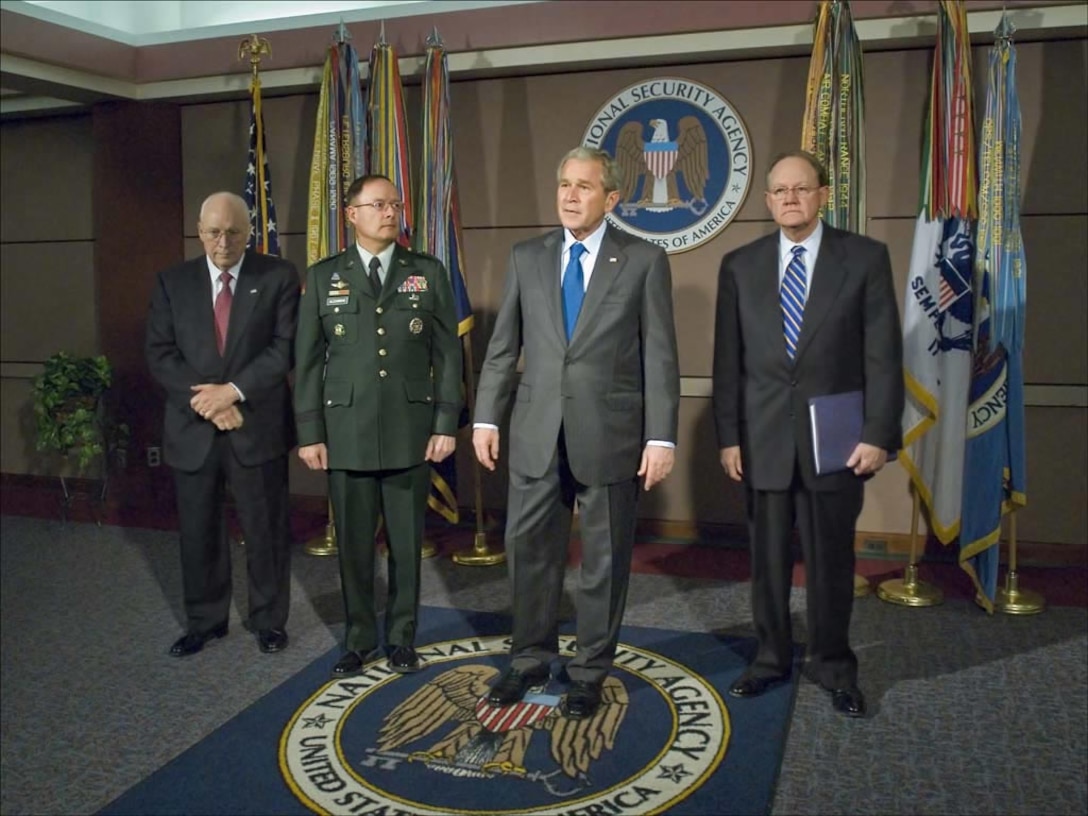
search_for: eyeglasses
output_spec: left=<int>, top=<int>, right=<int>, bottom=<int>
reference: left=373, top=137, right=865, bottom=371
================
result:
left=768, top=185, right=823, bottom=200
left=349, top=200, right=405, bottom=213
left=201, top=228, right=245, bottom=242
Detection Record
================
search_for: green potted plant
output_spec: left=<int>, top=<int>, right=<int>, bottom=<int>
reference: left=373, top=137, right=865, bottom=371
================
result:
left=31, top=352, right=126, bottom=474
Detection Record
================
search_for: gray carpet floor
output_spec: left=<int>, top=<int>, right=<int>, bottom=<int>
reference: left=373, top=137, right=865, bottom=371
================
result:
left=1, top=514, right=1085, bottom=816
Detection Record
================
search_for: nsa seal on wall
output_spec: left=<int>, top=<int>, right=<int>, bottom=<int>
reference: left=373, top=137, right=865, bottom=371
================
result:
left=280, top=634, right=728, bottom=814
left=583, top=77, right=753, bottom=254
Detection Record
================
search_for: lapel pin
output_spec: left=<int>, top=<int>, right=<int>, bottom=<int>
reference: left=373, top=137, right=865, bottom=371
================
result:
left=250, top=289, right=258, bottom=294
left=609, top=257, right=618, bottom=262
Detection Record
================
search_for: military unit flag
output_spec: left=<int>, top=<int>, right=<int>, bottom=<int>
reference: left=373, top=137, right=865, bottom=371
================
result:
left=801, top=0, right=866, bottom=233
left=306, top=39, right=367, bottom=268
left=367, top=38, right=413, bottom=248
left=418, top=37, right=475, bottom=524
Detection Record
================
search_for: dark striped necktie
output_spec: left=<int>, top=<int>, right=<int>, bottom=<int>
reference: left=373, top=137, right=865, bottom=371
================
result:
left=781, top=245, right=806, bottom=360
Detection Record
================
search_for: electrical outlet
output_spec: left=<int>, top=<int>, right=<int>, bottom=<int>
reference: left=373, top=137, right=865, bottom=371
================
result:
left=146, top=446, right=161, bottom=467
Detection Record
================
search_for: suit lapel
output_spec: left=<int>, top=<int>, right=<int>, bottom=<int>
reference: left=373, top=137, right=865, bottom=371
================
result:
left=751, top=234, right=787, bottom=361
left=794, top=226, right=847, bottom=363
left=223, top=252, right=260, bottom=361
left=190, top=258, right=219, bottom=355
left=536, top=230, right=565, bottom=344
left=570, top=226, right=624, bottom=345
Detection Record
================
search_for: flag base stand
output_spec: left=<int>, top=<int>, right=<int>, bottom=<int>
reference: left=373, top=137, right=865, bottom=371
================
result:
left=304, top=520, right=338, bottom=556
left=994, top=571, right=1045, bottom=615
left=853, top=573, right=871, bottom=597
left=453, top=531, right=506, bottom=566
left=877, top=564, right=943, bottom=607
left=422, top=536, right=438, bottom=559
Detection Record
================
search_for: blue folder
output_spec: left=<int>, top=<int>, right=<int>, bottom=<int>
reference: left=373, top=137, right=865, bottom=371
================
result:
left=808, top=390, right=896, bottom=475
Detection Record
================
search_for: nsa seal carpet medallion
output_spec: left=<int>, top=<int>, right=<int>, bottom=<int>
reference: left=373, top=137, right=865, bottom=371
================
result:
left=102, top=608, right=798, bottom=816
left=281, top=635, right=726, bottom=814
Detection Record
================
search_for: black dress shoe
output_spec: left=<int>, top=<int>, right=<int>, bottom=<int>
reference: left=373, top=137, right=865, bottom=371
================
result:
left=388, top=645, right=422, bottom=673
left=169, top=622, right=228, bottom=657
left=561, top=681, right=602, bottom=719
left=728, top=673, right=790, bottom=698
left=333, top=650, right=366, bottom=677
left=488, top=665, right=549, bottom=705
left=257, top=628, right=288, bottom=653
left=831, top=686, right=866, bottom=718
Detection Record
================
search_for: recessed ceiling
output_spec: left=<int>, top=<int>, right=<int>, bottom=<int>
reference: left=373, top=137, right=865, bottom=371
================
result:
left=2, top=0, right=542, bottom=46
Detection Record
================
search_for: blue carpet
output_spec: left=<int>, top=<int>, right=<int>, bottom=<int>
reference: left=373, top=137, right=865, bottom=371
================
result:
left=101, top=607, right=798, bottom=816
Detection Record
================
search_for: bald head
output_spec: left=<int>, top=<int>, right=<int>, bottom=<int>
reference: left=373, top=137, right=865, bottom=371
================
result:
left=198, top=192, right=250, bottom=271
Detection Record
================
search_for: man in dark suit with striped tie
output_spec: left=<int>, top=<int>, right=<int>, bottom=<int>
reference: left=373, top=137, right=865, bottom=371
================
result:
left=713, top=151, right=903, bottom=718
left=147, top=191, right=299, bottom=659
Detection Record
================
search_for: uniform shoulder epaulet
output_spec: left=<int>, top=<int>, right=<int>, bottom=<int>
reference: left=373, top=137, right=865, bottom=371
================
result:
left=310, top=250, right=349, bottom=271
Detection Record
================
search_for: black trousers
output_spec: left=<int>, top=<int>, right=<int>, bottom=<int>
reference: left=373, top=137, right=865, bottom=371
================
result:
left=173, top=434, right=291, bottom=634
left=746, top=459, right=863, bottom=690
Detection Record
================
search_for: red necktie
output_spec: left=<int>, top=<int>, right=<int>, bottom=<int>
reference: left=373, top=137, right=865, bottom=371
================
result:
left=214, top=271, right=233, bottom=355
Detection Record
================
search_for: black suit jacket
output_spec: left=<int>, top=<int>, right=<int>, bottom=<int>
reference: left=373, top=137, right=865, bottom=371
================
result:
left=146, top=250, right=300, bottom=472
left=712, top=224, right=904, bottom=492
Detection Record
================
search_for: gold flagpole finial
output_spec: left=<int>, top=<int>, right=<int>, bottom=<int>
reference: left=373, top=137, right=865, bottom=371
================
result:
left=426, top=26, right=443, bottom=48
left=238, top=34, right=272, bottom=80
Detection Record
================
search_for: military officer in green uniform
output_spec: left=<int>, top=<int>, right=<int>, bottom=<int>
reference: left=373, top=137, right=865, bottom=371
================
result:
left=294, top=174, right=462, bottom=677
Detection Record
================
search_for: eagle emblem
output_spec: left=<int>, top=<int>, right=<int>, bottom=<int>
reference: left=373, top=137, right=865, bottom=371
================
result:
left=615, top=117, right=710, bottom=217
left=368, top=664, right=628, bottom=795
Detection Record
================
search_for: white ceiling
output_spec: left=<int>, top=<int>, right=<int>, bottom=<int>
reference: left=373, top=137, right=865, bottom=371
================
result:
left=1, top=0, right=542, bottom=46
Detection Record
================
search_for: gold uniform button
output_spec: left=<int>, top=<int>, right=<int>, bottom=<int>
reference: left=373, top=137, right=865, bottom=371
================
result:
left=378, top=370, right=388, bottom=378
left=412, top=303, right=419, bottom=309
left=426, top=396, right=432, bottom=402
left=378, top=348, right=387, bottom=356
left=326, top=399, right=333, bottom=405
left=376, top=307, right=384, bottom=315
left=334, top=307, right=340, bottom=313
left=377, top=327, right=386, bottom=336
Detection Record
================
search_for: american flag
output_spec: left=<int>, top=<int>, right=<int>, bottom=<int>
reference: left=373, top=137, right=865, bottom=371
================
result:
left=244, top=76, right=280, bottom=256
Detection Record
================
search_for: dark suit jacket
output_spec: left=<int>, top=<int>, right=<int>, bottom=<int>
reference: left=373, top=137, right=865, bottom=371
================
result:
left=146, top=250, right=300, bottom=472
left=475, top=224, right=680, bottom=486
left=293, top=244, right=462, bottom=472
left=712, top=224, right=904, bottom=492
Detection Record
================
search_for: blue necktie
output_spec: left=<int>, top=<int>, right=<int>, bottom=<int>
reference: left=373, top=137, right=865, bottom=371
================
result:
left=781, top=245, right=807, bottom=360
left=562, top=242, right=587, bottom=341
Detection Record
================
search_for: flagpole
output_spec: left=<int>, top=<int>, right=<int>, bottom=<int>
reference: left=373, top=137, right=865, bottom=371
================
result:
left=877, top=488, right=943, bottom=606
left=452, top=336, right=505, bottom=566
left=303, top=21, right=363, bottom=558
left=993, top=512, right=1044, bottom=614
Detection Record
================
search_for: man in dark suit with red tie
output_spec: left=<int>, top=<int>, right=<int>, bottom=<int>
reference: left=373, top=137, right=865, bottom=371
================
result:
left=713, top=151, right=903, bottom=717
left=147, top=191, right=300, bottom=658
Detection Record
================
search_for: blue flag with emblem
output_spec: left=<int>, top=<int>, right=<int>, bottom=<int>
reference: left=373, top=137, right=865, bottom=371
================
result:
left=418, top=33, right=474, bottom=523
left=244, top=72, right=280, bottom=256
left=959, top=17, right=1028, bottom=612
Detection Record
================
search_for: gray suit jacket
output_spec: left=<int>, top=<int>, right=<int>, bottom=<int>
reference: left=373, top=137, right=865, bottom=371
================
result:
left=475, top=224, right=680, bottom=486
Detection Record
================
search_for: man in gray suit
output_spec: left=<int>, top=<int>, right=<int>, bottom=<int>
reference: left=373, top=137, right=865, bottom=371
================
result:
left=473, top=146, right=680, bottom=720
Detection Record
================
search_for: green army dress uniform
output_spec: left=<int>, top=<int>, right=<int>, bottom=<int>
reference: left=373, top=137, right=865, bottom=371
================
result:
left=294, top=244, right=461, bottom=654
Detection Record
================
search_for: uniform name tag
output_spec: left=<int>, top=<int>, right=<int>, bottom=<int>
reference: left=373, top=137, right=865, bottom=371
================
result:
left=326, top=296, right=350, bottom=306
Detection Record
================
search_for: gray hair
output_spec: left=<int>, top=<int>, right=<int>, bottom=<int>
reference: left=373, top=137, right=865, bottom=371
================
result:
left=556, top=147, right=622, bottom=194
